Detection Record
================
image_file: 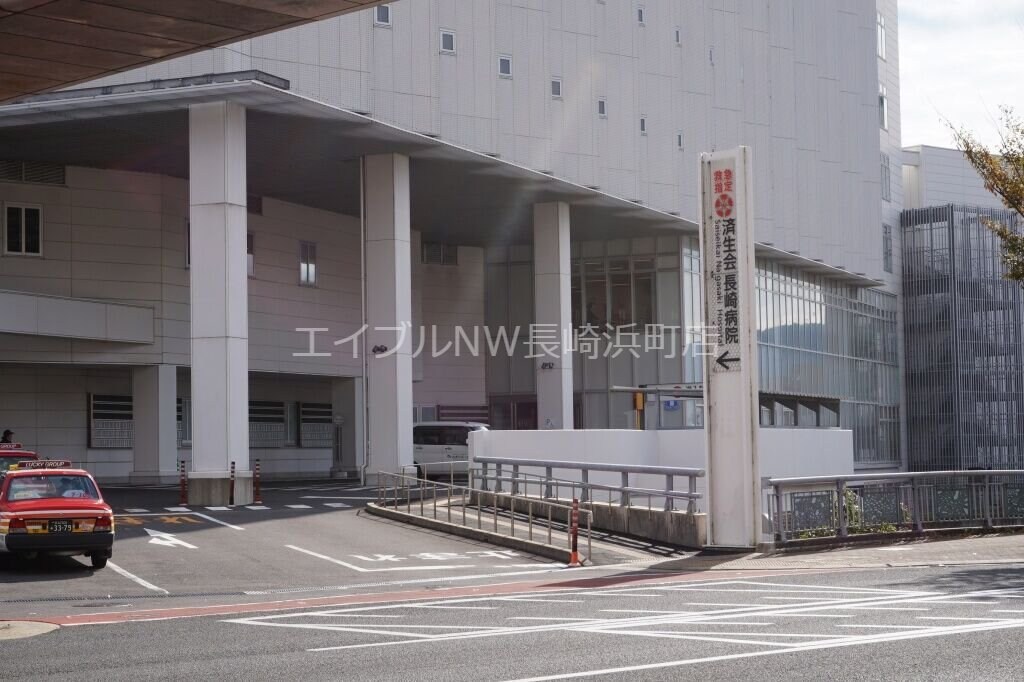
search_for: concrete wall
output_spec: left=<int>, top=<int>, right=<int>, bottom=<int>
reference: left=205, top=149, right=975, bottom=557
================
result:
left=89, top=0, right=891, bottom=283
left=470, top=426, right=854, bottom=512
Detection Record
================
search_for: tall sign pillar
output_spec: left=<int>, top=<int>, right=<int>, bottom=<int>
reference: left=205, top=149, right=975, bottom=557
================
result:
left=699, top=147, right=761, bottom=549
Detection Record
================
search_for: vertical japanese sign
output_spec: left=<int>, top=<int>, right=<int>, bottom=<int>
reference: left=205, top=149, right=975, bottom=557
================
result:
left=698, top=147, right=762, bottom=549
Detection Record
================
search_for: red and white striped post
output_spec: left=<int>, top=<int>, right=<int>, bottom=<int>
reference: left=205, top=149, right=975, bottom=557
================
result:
left=568, top=497, right=582, bottom=567
left=229, top=460, right=236, bottom=506
left=178, top=459, right=188, bottom=505
left=253, top=459, right=262, bottom=505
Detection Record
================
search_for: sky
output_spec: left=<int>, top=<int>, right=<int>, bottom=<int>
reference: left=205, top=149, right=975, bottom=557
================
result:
left=900, top=0, right=1024, bottom=149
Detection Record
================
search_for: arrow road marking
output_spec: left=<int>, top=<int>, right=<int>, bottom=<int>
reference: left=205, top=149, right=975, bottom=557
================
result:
left=144, top=528, right=197, bottom=549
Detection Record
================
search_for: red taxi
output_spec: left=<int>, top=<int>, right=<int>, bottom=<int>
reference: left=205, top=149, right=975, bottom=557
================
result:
left=0, top=460, right=114, bottom=569
left=0, top=442, right=38, bottom=474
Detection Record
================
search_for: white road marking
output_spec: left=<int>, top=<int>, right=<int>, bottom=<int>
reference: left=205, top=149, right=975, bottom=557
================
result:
left=837, top=624, right=932, bottom=630
left=499, top=598, right=584, bottom=604
left=500, top=620, right=1024, bottom=682
left=600, top=609, right=696, bottom=615
left=108, top=561, right=169, bottom=595
left=286, top=504, right=313, bottom=509
left=205, top=506, right=230, bottom=511
left=192, top=512, right=245, bottom=530
left=302, top=496, right=360, bottom=500
left=323, top=503, right=351, bottom=508
left=590, top=629, right=796, bottom=648
left=992, top=610, right=1024, bottom=613
left=835, top=606, right=931, bottom=611
left=123, top=508, right=149, bottom=513
left=917, top=616, right=1008, bottom=622
left=246, top=505, right=271, bottom=510
left=286, top=545, right=475, bottom=573
left=144, top=528, right=197, bottom=549
left=410, top=605, right=499, bottom=610
left=508, top=617, right=603, bottom=622
left=164, top=506, right=190, bottom=512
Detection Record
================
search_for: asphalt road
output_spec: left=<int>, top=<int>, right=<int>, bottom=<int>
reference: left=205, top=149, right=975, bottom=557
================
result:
left=2, top=482, right=1023, bottom=680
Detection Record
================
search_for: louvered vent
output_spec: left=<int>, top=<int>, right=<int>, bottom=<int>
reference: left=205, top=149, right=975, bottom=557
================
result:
left=0, top=160, right=66, bottom=185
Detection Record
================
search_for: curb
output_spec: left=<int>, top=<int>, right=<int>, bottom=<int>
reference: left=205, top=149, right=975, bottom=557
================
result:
left=365, top=502, right=574, bottom=565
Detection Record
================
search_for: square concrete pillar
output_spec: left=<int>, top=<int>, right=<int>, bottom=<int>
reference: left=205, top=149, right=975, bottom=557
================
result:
left=363, top=154, right=414, bottom=479
left=188, top=100, right=252, bottom=505
left=534, top=202, right=574, bottom=429
left=131, top=365, right=178, bottom=484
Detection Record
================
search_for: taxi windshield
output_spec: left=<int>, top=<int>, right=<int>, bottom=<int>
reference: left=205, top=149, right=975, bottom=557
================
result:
left=6, top=475, right=99, bottom=501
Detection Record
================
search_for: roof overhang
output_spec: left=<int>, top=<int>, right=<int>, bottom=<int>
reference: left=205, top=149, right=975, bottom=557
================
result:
left=0, top=0, right=387, bottom=102
left=0, top=72, right=692, bottom=245
left=754, top=243, right=884, bottom=288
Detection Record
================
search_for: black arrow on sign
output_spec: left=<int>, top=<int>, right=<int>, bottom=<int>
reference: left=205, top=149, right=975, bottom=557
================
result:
left=716, top=350, right=740, bottom=370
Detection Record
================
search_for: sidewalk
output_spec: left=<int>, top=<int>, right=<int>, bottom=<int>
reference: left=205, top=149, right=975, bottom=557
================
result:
left=652, top=532, right=1024, bottom=572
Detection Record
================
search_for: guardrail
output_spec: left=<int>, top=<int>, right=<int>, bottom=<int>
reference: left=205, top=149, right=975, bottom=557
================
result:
left=769, top=470, right=1024, bottom=543
left=376, top=471, right=593, bottom=562
left=472, top=456, right=705, bottom=513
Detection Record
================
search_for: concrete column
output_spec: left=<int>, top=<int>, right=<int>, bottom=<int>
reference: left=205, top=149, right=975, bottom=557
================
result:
left=363, top=154, right=414, bottom=478
left=331, top=376, right=365, bottom=477
left=188, top=101, right=252, bottom=505
left=533, top=202, right=574, bottom=429
left=131, top=365, right=178, bottom=484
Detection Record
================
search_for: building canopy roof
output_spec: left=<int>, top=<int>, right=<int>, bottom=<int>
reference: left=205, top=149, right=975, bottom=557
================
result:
left=0, top=0, right=385, bottom=102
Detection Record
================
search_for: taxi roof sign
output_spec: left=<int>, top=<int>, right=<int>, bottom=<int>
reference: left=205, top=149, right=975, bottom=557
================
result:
left=16, top=460, right=73, bottom=470
left=0, top=443, right=25, bottom=450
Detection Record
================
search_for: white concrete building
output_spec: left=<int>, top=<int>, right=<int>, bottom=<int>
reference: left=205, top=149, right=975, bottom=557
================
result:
left=0, top=1, right=904, bottom=498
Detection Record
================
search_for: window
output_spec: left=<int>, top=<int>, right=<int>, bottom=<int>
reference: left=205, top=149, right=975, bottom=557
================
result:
left=4, top=204, right=41, bottom=256
left=374, top=4, right=391, bottom=26
left=676, top=131, right=684, bottom=150
left=299, top=241, right=317, bottom=286
left=422, top=242, right=458, bottom=266
left=498, top=55, right=512, bottom=78
left=299, top=402, right=333, bottom=448
left=880, top=153, right=891, bottom=202
left=551, top=78, right=562, bottom=98
left=674, top=27, right=681, bottom=45
left=639, top=116, right=647, bottom=135
left=878, top=83, right=888, bottom=130
left=440, top=29, right=456, bottom=53
left=185, top=219, right=190, bottom=268
left=89, top=394, right=133, bottom=448
left=883, top=224, right=893, bottom=274
left=637, top=6, right=645, bottom=24
left=247, top=232, right=255, bottom=277
left=877, top=12, right=886, bottom=60
left=597, top=98, right=607, bottom=117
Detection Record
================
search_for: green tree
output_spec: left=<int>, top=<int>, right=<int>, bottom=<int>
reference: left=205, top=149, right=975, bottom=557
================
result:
left=953, top=107, right=1024, bottom=283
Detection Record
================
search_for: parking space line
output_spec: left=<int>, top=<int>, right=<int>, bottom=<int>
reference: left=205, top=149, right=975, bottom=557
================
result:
left=286, top=504, right=313, bottom=509
left=323, top=503, right=351, bottom=508
left=837, top=624, right=932, bottom=630
left=836, top=606, right=931, bottom=611
left=992, top=609, right=1024, bottom=613
left=499, top=598, right=583, bottom=604
left=587, top=629, right=800, bottom=648
left=205, top=506, right=230, bottom=511
left=108, top=561, right=169, bottom=595
left=246, top=505, right=270, bottom=510
left=917, top=616, right=1008, bottom=622
left=410, top=605, right=498, bottom=610
left=124, top=508, right=149, bottom=513
left=165, top=507, right=190, bottom=512
left=191, top=512, right=245, bottom=530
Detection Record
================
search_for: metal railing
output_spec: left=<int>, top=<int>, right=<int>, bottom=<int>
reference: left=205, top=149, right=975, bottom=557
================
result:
left=471, top=456, right=704, bottom=513
left=769, top=470, right=1024, bottom=542
left=376, top=471, right=593, bottom=562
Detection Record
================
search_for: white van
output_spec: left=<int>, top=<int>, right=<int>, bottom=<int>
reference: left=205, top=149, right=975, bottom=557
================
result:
left=412, top=421, right=489, bottom=478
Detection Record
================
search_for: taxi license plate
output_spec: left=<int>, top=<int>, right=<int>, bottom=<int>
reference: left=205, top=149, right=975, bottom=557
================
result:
left=48, top=519, right=73, bottom=534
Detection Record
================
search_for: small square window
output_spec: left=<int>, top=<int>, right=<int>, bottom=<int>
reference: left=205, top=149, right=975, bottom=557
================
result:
left=637, top=6, right=645, bottom=24
left=597, top=98, right=607, bottom=117
left=247, top=232, right=255, bottom=278
left=674, top=27, right=681, bottom=44
left=551, top=78, right=562, bottom=98
left=498, top=55, right=512, bottom=77
left=374, top=4, right=391, bottom=26
left=440, top=29, right=456, bottom=53
left=4, top=204, right=42, bottom=256
left=299, top=241, right=317, bottom=287
left=676, top=132, right=684, bottom=149
left=640, top=116, right=647, bottom=135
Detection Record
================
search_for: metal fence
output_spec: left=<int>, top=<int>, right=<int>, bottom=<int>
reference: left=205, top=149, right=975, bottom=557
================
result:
left=471, top=456, right=704, bottom=513
left=769, top=470, right=1024, bottom=542
left=375, top=471, right=593, bottom=561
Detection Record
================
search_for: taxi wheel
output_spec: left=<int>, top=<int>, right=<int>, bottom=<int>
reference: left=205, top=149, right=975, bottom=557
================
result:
left=90, top=554, right=108, bottom=569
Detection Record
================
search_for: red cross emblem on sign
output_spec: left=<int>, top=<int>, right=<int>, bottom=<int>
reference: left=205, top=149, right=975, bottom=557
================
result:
left=715, top=193, right=734, bottom=218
